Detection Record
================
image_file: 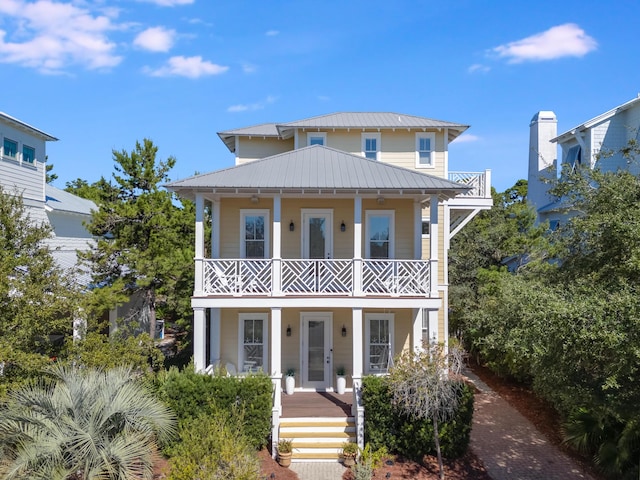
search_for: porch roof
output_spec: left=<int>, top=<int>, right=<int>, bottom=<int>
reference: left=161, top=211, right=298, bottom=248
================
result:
left=165, top=145, right=470, bottom=200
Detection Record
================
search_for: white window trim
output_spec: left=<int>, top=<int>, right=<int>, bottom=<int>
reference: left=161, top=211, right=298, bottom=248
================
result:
left=365, top=210, right=395, bottom=259
left=365, top=313, right=394, bottom=374
left=421, top=217, right=430, bottom=238
left=415, top=132, right=436, bottom=168
left=307, top=132, right=327, bottom=146
left=240, top=209, right=270, bottom=259
left=238, top=313, right=269, bottom=373
left=361, top=132, right=381, bottom=161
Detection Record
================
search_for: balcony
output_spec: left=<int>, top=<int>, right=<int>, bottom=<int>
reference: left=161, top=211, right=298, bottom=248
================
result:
left=199, top=258, right=432, bottom=297
left=449, top=171, right=490, bottom=198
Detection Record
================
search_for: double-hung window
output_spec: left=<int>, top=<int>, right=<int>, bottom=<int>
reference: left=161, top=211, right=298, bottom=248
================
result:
left=307, top=132, right=326, bottom=146
left=22, top=145, right=35, bottom=164
left=365, top=314, right=394, bottom=373
left=238, top=313, right=268, bottom=372
left=3, top=138, right=17, bottom=159
left=416, top=133, right=435, bottom=168
left=365, top=210, right=394, bottom=259
left=362, top=133, right=381, bottom=161
left=241, top=210, right=269, bottom=258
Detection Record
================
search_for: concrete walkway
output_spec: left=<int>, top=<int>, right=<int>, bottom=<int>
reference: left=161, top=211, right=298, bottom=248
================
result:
left=288, top=461, right=347, bottom=479
left=465, top=368, right=596, bottom=480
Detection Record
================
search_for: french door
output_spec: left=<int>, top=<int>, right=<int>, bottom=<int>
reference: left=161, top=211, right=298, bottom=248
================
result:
left=300, top=313, right=333, bottom=389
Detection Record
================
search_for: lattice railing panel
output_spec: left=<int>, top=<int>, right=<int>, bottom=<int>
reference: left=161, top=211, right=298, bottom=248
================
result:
left=203, top=259, right=271, bottom=294
left=362, top=260, right=430, bottom=295
left=449, top=171, right=486, bottom=197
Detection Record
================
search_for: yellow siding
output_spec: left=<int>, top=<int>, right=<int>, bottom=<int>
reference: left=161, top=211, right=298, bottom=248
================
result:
left=236, top=137, right=293, bottom=164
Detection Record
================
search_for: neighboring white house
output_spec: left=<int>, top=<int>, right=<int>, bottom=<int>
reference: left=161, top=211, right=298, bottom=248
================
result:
left=166, top=112, right=492, bottom=460
left=528, top=95, right=640, bottom=227
left=1, top=112, right=97, bottom=338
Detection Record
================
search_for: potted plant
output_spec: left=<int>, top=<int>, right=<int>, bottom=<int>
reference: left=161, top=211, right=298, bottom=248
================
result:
left=277, top=438, right=293, bottom=467
left=285, top=368, right=295, bottom=395
left=336, top=366, right=346, bottom=395
left=341, top=441, right=358, bottom=467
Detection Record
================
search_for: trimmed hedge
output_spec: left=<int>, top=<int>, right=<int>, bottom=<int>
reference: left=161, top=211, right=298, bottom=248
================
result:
left=362, top=375, right=474, bottom=460
left=155, top=366, right=272, bottom=449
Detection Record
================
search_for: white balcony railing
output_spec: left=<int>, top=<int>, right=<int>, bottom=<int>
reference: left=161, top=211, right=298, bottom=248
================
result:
left=449, top=171, right=489, bottom=198
left=201, top=258, right=431, bottom=297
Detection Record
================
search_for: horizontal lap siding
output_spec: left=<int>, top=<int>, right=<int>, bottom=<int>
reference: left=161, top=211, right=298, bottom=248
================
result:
left=236, top=137, right=294, bottom=164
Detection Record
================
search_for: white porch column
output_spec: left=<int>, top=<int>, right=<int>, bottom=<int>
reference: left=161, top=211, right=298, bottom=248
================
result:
left=194, top=193, right=205, bottom=295
left=193, top=307, right=206, bottom=372
left=351, top=307, right=363, bottom=378
left=272, top=196, right=282, bottom=295
left=270, top=307, right=283, bottom=457
left=212, top=199, right=220, bottom=258
left=429, top=194, right=439, bottom=297
left=414, top=200, right=422, bottom=259
left=209, top=308, right=221, bottom=366
left=412, top=308, right=423, bottom=351
left=353, top=196, right=363, bottom=295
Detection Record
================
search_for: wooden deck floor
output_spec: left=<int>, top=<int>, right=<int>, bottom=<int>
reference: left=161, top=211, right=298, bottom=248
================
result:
left=281, top=391, right=353, bottom=418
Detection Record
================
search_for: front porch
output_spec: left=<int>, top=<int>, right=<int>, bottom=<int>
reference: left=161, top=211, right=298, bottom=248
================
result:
left=282, top=391, right=352, bottom=418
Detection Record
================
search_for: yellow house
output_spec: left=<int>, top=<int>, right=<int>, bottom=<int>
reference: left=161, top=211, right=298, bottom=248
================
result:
left=166, top=112, right=492, bottom=461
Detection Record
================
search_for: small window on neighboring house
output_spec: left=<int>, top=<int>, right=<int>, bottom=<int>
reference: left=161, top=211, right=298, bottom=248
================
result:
left=421, top=219, right=430, bottom=237
left=23, top=145, right=35, bottom=164
left=366, top=314, right=394, bottom=373
left=3, top=138, right=17, bottom=159
left=566, top=145, right=582, bottom=171
left=241, top=210, right=270, bottom=258
left=362, top=133, right=381, bottom=161
left=416, top=133, right=435, bottom=167
left=307, top=132, right=326, bottom=146
left=549, top=220, right=560, bottom=231
left=239, top=314, right=268, bottom=372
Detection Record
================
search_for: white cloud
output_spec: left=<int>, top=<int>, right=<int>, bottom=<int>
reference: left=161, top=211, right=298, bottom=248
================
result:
left=265, top=30, right=279, bottom=37
left=134, top=26, right=175, bottom=52
left=242, top=63, right=257, bottom=73
left=227, top=95, right=277, bottom=113
left=137, top=0, right=194, bottom=6
left=144, top=55, right=229, bottom=78
left=0, top=0, right=121, bottom=73
left=492, top=23, right=597, bottom=63
left=451, top=134, right=480, bottom=144
left=468, top=63, right=490, bottom=74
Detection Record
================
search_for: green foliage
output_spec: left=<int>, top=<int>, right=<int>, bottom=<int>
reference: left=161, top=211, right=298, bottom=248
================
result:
left=361, top=375, right=474, bottom=460
left=277, top=438, right=293, bottom=453
left=0, top=365, right=176, bottom=479
left=352, top=443, right=389, bottom=480
left=167, top=409, right=261, bottom=480
left=80, top=139, right=195, bottom=337
left=62, top=331, right=164, bottom=373
left=0, top=187, right=80, bottom=357
left=155, top=365, right=272, bottom=449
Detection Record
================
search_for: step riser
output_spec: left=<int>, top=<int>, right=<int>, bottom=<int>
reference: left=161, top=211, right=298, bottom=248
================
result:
left=279, top=416, right=355, bottom=462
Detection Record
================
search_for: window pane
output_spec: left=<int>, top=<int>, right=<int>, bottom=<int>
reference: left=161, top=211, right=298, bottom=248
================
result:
left=246, top=241, right=264, bottom=258
left=23, top=145, right=35, bottom=163
left=369, top=216, right=390, bottom=259
left=243, top=318, right=264, bottom=370
left=422, top=221, right=430, bottom=235
left=4, top=139, right=17, bottom=158
left=309, top=136, right=324, bottom=145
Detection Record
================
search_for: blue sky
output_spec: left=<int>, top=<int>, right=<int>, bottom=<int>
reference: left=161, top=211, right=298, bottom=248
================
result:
left=2, top=0, right=639, bottom=193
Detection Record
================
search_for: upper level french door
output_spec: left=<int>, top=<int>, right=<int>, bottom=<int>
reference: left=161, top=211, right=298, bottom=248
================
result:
left=302, top=209, right=333, bottom=259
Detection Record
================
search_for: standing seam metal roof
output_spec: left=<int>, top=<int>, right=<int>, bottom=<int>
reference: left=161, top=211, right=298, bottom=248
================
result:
left=278, top=112, right=468, bottom=130
left=165, top=145, right=469, bottom=195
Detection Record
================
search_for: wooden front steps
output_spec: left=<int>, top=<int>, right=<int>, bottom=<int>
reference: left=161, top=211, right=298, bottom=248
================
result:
left=279, top=417, right=356, bottom=462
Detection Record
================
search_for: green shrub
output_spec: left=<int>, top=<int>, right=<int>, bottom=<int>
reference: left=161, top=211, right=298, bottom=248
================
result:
left=362, top=375, right=474, bottom=460
left=155, top=365, right=272, bottom=449
left=168, top=409, right=261, bottom=480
